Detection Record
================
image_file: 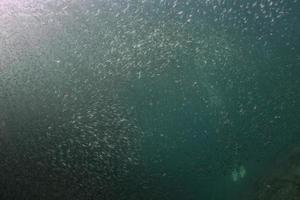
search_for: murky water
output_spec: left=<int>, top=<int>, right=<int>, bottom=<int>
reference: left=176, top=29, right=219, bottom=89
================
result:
left=0, top=0, right=299, bottom=199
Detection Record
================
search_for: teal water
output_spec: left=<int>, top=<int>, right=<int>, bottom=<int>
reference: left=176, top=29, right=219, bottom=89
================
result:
left=0, top=0, right=299, bottom=199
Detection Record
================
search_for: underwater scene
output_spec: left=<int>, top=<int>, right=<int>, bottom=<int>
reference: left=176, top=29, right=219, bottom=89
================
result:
left=0, top=0, right=299, bottom=199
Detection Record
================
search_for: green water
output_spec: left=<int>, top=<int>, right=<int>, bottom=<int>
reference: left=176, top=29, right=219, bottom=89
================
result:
left=0, top=0, right=299, bottom=199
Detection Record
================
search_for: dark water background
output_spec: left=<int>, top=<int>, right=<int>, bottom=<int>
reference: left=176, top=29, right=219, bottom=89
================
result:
left=0, top=0, right=299, bottom=199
